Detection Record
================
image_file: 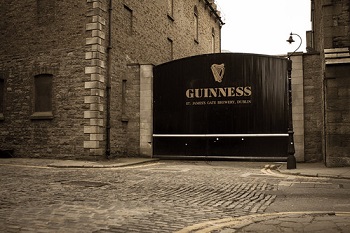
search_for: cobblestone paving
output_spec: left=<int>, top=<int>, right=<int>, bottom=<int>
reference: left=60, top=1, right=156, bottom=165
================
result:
left=0, top=161, right=280, bottom=232
left=235, top=213, right=350, bottom=233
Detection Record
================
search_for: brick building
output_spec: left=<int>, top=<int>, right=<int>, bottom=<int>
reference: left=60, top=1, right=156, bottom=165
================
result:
left=291, top=0, right=350, bottom=167
left=0, top=0, right=223, bottom=159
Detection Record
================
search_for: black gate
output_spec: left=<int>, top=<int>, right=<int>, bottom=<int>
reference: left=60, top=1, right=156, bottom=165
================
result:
left=153, top=53, right=289, bottom=160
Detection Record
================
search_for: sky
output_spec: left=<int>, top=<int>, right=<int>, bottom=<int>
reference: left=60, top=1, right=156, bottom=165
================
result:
left=216, top=0, right=312, bottom=55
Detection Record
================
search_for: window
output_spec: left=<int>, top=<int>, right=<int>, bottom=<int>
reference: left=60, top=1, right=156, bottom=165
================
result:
left=123, top=5, right=133, bottom=35
left=167, top=38, right=174, bottom=60
left=211, top=28, right=215, bottom=53
left=37, top=0, right=55, bottom=25
left=194, top=6, right=199, bottom=43
left=122, top=79, right=127, bottom=119
left=0, top=77, right=4, bottom=120
left=167, top=0, right=174, bottom=19
left=31, top=74, right=53, bottom=119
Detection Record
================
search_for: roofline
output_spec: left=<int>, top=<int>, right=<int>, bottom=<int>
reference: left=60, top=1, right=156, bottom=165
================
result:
left=204, top=0, right=225, bottom=26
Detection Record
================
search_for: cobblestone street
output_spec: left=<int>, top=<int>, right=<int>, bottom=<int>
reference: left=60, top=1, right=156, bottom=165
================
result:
left=0, top=160, right=349, bottom=232
left=0, top=160, right=277, bottom=232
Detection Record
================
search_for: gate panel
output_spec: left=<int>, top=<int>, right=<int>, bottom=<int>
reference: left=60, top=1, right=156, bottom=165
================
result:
left=153, top=53, right=289, bottom=159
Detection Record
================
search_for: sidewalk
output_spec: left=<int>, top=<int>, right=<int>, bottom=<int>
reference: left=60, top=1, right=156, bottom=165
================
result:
left=1, top=158, right=350, bottom=180
left=0, top=157, right=159, bottom=168
left=177, top=211, right=350, bottom=233
left=276, top=162, right=350, bottom=179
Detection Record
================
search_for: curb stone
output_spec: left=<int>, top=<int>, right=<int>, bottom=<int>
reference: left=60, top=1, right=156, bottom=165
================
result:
left=274, top=164, right=350, bottom=180
left=47, top=158, right=160, bottom=168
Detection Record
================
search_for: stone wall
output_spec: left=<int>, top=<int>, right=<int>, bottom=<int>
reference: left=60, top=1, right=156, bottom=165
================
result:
left=322, top=0, right=350, bottom=48
left=108, top=0, right=222, bottom=157
left=325, top=64, right=350, bottom=167
left=0, top=0, right=89, bottom=159
left=303, top=53, right=324, bottom=162
left=290, top=54, right=305, bottom=162
left=304, top=0, right=350, bottom=167
left=0, top=0, right=222, bottom=159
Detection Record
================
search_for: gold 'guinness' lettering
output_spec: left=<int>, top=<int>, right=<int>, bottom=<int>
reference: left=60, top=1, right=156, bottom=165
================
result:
left=244, top=86, right=252, bottom=96
left=186, top=86, right=252, bottom=99
left=186, top=89, right=194, bottom=98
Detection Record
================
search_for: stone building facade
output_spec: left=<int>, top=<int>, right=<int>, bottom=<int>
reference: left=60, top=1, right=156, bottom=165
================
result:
left=293, top=0, right=350, bottom=167
left=0, top=0, right=223, bottom=159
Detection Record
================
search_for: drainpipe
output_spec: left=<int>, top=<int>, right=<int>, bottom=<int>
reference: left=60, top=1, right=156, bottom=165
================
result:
left=219, top=25, right=222, bottom=52
left=106, top=0, right=112, bottom=158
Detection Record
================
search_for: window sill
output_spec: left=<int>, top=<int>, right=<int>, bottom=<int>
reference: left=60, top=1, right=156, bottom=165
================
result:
left=121, top=115, right=129, bottom=123
left=30, top=112, right=54, bottom=120
left=167, top=14, right=174, bottom=22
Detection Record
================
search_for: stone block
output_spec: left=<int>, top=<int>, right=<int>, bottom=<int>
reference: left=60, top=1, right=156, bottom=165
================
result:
left=84, top=126, right=103, bottom=134
left=92, top=30, right=106, bottom=39
left=90, top=103, right=104, bottom=111
left=92, top=16, right=106, bottom=25
left=91, top=45, right=106, bottom=53
left=86, top=37, right=102, bottom=45
left=84, top=140, right=99, bottom=149
left=90, top=118, right=104, bottom=126
left=90, top=134, right=104, bottom=141
left=89, top=148, right=104, bottom=156
left=85, top=81, right=101, bottom=89
left=84, top=96, right=101, bottom=104
left=86, top=22, right=102, bottom=31
left=85, top=66, right=102, bottom=74
left=84, top=110, right=99, bottom=118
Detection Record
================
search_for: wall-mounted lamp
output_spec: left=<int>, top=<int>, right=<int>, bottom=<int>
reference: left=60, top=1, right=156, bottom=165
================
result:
left=286, top=32, right=302, bottom=59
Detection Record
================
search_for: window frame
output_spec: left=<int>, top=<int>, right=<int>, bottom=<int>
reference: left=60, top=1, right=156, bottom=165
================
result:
left=194, top=6, right=199, bottom=43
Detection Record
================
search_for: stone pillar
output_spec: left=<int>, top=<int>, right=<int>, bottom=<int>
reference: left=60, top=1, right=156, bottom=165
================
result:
left=139, top=64, right=154, bottom=157
left=291, top=53, right=305, bottom=162
left=84, top=0, right=107, bottom=157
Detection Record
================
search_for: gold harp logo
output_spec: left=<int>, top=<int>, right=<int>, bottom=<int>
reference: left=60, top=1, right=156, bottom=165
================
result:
left=211, top=63, right=225, bottom=83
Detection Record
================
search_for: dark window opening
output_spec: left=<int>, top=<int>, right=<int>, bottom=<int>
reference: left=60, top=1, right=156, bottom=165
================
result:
left=167, top=38, right=174, bottom=60
left=37, top=0, right=55, bottom=25
left=31, top=74, right=53, bottom=119
left=212, top=28, right=215, bottom=53
left=123, top=5, right=133, bottom=35
left=0, top=78, right=4, bottom=120
left=194, top=6, right=199, bottom=43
